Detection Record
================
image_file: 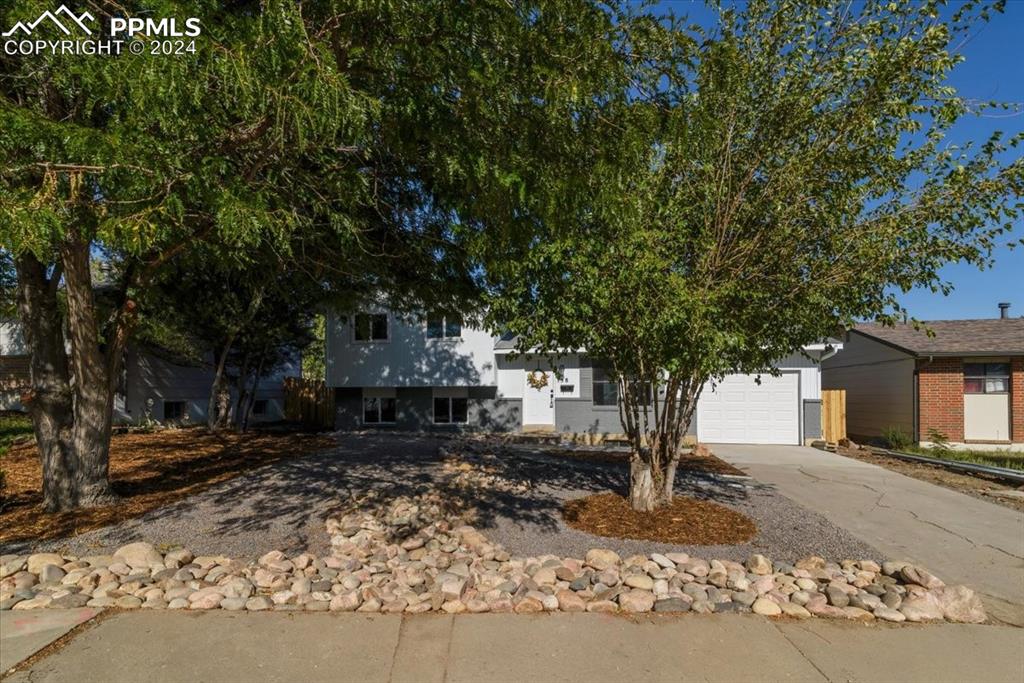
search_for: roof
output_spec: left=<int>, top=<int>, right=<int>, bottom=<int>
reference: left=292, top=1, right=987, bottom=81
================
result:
left=852, top=319, right=1024, bottom=357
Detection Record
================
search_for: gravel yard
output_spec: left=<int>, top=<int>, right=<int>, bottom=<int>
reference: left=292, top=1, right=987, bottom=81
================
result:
left=3, top=434, right=878, bottom=564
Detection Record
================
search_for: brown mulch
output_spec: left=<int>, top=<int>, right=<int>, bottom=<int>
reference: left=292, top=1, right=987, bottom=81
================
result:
left=562, top=492, right=757, bottom=545
left=549, top=448, right=747, bottom=477
left=836, top=446, right=1024, bottom=513
left=0, top=427, right=336, bottom=545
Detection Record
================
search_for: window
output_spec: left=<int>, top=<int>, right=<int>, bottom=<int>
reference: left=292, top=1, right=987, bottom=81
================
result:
left=964, top=362, right=1010, bottom=394
left=433, top=396, right=469, bottom=424
left=426, top=315, right=462, bottom=339
left=163, top=400, right=186, bottom=421
left=592, top=366, right=618, bottom=406
left=353, top=313, right=388, bottom=342
left=252, top=399, right=268, bottom=416
left=363, top=396, right=397, bottom=423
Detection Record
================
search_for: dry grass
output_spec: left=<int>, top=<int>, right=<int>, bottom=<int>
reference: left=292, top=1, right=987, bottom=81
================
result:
left=0, top=426, right=335, bottom=545
left=562, top=492, right=757, bottom=545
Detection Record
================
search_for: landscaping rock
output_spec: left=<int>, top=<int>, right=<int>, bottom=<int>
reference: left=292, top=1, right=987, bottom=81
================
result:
left=936, top=585, right=986, bottom=624
left=618, top=590, right=655, bottom=613
left=26, top=553, right=64, bottom=575
left=585, top=549, right=620, bottom=571
left=751, top=598, right=781, bottom=616
left=113, top=543, right=164, bottom=569
left=746, top=554, right=772, bottom=575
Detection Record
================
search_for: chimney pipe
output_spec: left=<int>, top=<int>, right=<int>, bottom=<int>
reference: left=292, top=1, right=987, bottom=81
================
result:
left=998, top=302, right=1010, bottom=319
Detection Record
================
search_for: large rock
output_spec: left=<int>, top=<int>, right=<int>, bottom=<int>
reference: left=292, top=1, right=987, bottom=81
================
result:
left=113, top=543, right=163, bottom=569
left=752, top=598, right=781, bottom=616
left=618, top=590, right=655, bottom=613
left=746, top=554, right=772, bottom=575
left=899, top=565, right=944, bottom=590
left=899, top=592, right=945, bottom=622
left=27, top=553, right=64, bottom=575
left=555, top=590, right=586, bottom=612
left=585, top=549, right=621, bottom=571
left=937, top=586, right=986, bottom=624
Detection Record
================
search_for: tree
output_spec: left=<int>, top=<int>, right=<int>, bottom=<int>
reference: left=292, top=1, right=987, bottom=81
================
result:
left=1, top=0, right=640, bottom=510
left=473, top=0, right=1023, bottom=510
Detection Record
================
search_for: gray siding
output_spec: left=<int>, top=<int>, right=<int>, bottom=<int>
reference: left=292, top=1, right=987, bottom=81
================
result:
left=821, top=333, right=915, bottom=440
left=803, top=400, right=822, bottom=440
left=554, top=399, right=624, bottom=436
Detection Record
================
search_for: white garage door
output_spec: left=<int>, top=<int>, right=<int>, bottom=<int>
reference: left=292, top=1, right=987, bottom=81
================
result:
left=697, top=372, right=800, bottom=445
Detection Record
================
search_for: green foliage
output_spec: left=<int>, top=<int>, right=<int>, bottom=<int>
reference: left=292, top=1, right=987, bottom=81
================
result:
left=474, top=1, right=1023, bottom=456
left=883, top=425, right=913, bottom=451
left=927, top=427, right=952, bottom=452
left=302, top=315, right=327, bottom=382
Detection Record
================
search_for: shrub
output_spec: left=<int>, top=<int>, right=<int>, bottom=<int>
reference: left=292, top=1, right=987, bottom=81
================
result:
left=927, top=428, right=951, bottom=453
left=882, top=426, right=912, bottom=451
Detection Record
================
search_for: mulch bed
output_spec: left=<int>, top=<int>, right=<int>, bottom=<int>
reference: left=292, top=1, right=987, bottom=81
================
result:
left=0, top=427, right=336, bottom=545
left=836, top=446, right=1024, bottom=513
left=549, top=448, right=747, bottom=477
left=562, top=492, right=758, bottom=545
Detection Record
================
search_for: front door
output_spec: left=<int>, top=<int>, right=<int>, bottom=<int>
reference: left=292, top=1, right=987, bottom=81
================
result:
left=522, top=369, right=555, bottom=428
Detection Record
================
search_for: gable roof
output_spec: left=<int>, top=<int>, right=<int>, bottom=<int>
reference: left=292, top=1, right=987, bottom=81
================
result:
left=852, top=319, right=1024, bottom=357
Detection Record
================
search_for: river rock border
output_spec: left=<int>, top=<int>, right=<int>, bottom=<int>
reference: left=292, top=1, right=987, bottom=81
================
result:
left=0, top=492, right=985, bottom=623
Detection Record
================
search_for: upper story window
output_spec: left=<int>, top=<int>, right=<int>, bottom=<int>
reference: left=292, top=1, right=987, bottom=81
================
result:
left=353, top=313, right=388, bottom=342
left=426, top=315, right=462, bottom=340
left=964, top=362, right=1009, bottom=394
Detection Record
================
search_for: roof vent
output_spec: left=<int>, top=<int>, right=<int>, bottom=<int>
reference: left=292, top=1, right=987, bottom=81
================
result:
left=998, top=302, right=1010, bottom=319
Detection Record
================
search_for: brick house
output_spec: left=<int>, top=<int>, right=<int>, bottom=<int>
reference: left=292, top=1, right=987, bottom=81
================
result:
left=821, top=311, right=1024, bottom=451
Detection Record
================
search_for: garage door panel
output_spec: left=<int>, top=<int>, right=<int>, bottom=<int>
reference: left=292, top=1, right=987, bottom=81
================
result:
left=697, top=372, right=799, bottom=445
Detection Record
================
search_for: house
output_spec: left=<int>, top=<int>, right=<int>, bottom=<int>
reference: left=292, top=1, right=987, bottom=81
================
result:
left=1, top=319, right=297, bottom=424
left=324, top=309, right=840, bottom=445
left=821, top=308, right=1023, bottom=451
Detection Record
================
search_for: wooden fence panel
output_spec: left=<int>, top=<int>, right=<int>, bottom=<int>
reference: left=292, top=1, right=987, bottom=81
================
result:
left=284, top=377, right=335, bottom=430
left=821, top=389, right=847, bottom=443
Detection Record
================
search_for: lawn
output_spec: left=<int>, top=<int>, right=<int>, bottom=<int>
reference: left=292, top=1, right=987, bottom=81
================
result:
left=903, top=445, right=1024, bottom=472
left=0, top=424, right=335, bottom=545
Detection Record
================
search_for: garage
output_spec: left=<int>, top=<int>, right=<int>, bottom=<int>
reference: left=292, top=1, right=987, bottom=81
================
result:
left=697, top=372, right=800, bottom=445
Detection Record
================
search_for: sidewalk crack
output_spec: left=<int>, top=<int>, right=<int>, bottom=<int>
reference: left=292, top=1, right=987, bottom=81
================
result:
left=771, top=621, right=831, bottom=682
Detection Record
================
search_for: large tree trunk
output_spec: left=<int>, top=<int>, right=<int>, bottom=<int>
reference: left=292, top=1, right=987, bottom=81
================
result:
left=15, top=242, right=120, bottom=511
left=207, top=339, right=235, bottom=431
left=621, top=371, right=703, bottom=511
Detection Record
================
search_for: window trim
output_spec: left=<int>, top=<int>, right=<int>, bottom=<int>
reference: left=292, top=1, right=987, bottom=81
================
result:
left=963, top=360, right=1010, bottom=395
left=351, top=312, right=390, bottom=343
left=425, top=315, right=463, bottom=341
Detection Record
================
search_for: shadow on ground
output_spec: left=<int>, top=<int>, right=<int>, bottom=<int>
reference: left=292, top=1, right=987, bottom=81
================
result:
left=3, top=434, right=878, bottom=563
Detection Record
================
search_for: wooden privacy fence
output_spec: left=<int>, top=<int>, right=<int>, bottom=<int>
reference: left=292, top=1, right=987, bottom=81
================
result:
left=284, top=377, right=335, bottom=430
left=821, top=389, right=847, bottom=444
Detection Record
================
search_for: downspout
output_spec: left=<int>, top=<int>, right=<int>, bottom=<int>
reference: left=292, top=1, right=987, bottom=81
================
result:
left=914, top=355, right=934, bottom=444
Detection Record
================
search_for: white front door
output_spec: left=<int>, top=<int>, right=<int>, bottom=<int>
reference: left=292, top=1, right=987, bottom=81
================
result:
left=697, top=372, right=800, bottom=445
left=522, top=370, right=555, bottom=427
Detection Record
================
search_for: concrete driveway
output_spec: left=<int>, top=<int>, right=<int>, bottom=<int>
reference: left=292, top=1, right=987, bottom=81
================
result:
left=713, top=444, right=1024, bottom=626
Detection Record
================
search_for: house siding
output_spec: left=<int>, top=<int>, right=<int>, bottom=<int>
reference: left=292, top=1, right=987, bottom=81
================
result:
left=821, top=333, right=915, bottom=441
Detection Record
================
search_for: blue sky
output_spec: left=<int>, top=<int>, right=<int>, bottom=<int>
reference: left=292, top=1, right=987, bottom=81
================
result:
left=653, top=1, right=1023, bottom=320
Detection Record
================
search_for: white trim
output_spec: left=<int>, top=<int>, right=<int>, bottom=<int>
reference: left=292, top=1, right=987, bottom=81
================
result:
left=351, top=312, right=390, bottom=344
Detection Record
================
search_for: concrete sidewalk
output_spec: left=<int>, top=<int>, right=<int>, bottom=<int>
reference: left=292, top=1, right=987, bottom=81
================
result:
left=3, top=611, right=1023, bottom=683
left=713, top=444, right=1024, bottom=626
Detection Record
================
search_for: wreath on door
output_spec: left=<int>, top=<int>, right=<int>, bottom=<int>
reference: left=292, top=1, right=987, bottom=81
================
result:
left=526, top=369, right=549, bottom=390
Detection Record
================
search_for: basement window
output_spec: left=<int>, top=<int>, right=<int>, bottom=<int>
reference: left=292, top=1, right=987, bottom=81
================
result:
left=252, top=399, right=268, bottom=416
left=163, top=400, right=186, bottom=421
left=433, top=396, right=468, bottom=424
left=363, top=396, right=397, bottom=424
left=963, top=362, right=1009, bottom=394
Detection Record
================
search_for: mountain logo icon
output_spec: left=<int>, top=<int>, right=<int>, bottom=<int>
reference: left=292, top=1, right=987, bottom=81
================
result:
left=3, top=5, right=95, bottom=37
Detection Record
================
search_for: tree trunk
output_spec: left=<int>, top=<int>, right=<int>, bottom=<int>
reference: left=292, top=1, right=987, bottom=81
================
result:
left=628, top=454, right=659, bottom=512
left=15, top=246, right=118, bottom=512
left=207, top=339, right=235, bottom=431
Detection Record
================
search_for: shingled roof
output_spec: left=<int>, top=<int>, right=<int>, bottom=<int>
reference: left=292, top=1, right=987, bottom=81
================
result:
left=852, top=319, right=1024, bottom=356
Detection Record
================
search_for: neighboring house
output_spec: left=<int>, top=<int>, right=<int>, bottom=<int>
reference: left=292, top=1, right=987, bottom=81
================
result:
left=821, top=309, right=1024, bottom=451
left=0, top=319, right=298, bottom=424
left=325, top=309, right=840, bottom=445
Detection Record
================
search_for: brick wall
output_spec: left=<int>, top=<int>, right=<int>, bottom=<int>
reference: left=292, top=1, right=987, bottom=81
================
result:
left=1013, top=357, right=1024, bottom=443
left=917, top=357, right=964, bottom=442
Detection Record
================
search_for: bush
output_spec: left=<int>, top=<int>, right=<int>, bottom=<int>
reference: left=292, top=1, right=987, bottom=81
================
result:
left=927, top=428, right=951, bottom=453
left=882, top=425, right=912, bottom=451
